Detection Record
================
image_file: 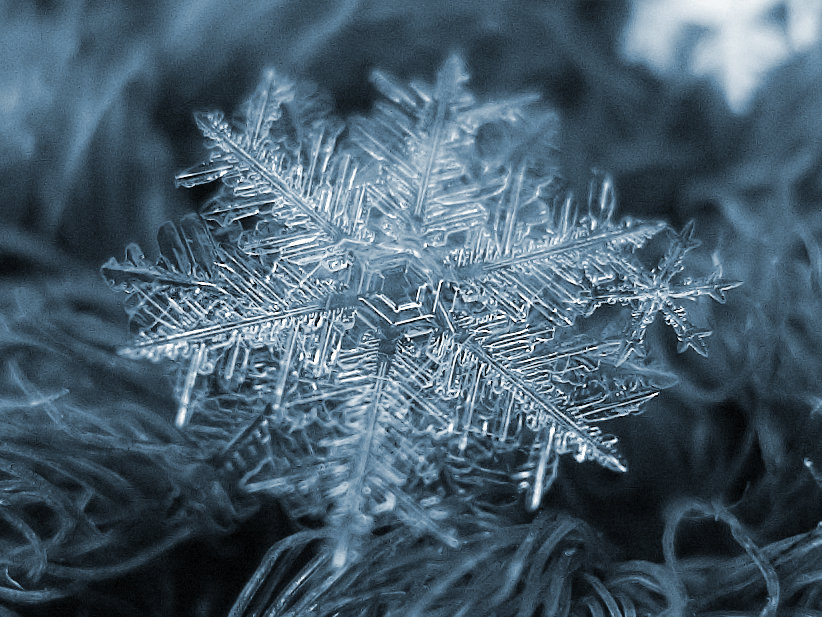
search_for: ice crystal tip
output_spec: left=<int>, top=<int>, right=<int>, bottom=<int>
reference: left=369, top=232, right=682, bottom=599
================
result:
left=103, top=55, right=735, bottom=564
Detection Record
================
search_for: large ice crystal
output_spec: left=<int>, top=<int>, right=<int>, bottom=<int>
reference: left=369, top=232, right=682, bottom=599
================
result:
left=103, top=56, right=737, bottom=566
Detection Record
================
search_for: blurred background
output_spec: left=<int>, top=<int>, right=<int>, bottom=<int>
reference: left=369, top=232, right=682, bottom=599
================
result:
left=3, top=0, right=822, bottom=615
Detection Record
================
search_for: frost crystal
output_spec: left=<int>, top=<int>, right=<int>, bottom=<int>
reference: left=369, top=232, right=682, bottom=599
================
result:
left=103, top=57, right=737, bottom=566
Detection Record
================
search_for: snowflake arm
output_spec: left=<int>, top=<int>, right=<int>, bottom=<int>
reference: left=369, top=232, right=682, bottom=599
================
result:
left=102, top=215, right=348, bottom=426
left=452, top=174, right=668, bottom=326
left=177, top=70, right=369, bottom=266
left=229, top=334, right=459, bottom=567
left=349, top=56, right=531, bottom=255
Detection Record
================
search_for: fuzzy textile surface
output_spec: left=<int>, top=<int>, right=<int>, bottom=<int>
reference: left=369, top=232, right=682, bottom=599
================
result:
left=2, top=1, right=822, bottom=616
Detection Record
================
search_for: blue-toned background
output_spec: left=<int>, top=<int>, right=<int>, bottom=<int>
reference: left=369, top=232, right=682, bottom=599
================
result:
left=3, top=1, right=822, bottom=615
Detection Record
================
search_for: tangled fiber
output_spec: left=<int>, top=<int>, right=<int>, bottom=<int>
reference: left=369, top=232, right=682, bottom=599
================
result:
left=224, top=501, right=822, bottom=617
left=0, top=242, right=265, bottom=615
left=3, top=1, right=822, bottom=616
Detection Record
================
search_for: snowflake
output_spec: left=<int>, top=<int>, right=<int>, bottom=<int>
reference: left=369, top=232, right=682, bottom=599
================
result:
left=103, top=56, right=737, bottom=566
